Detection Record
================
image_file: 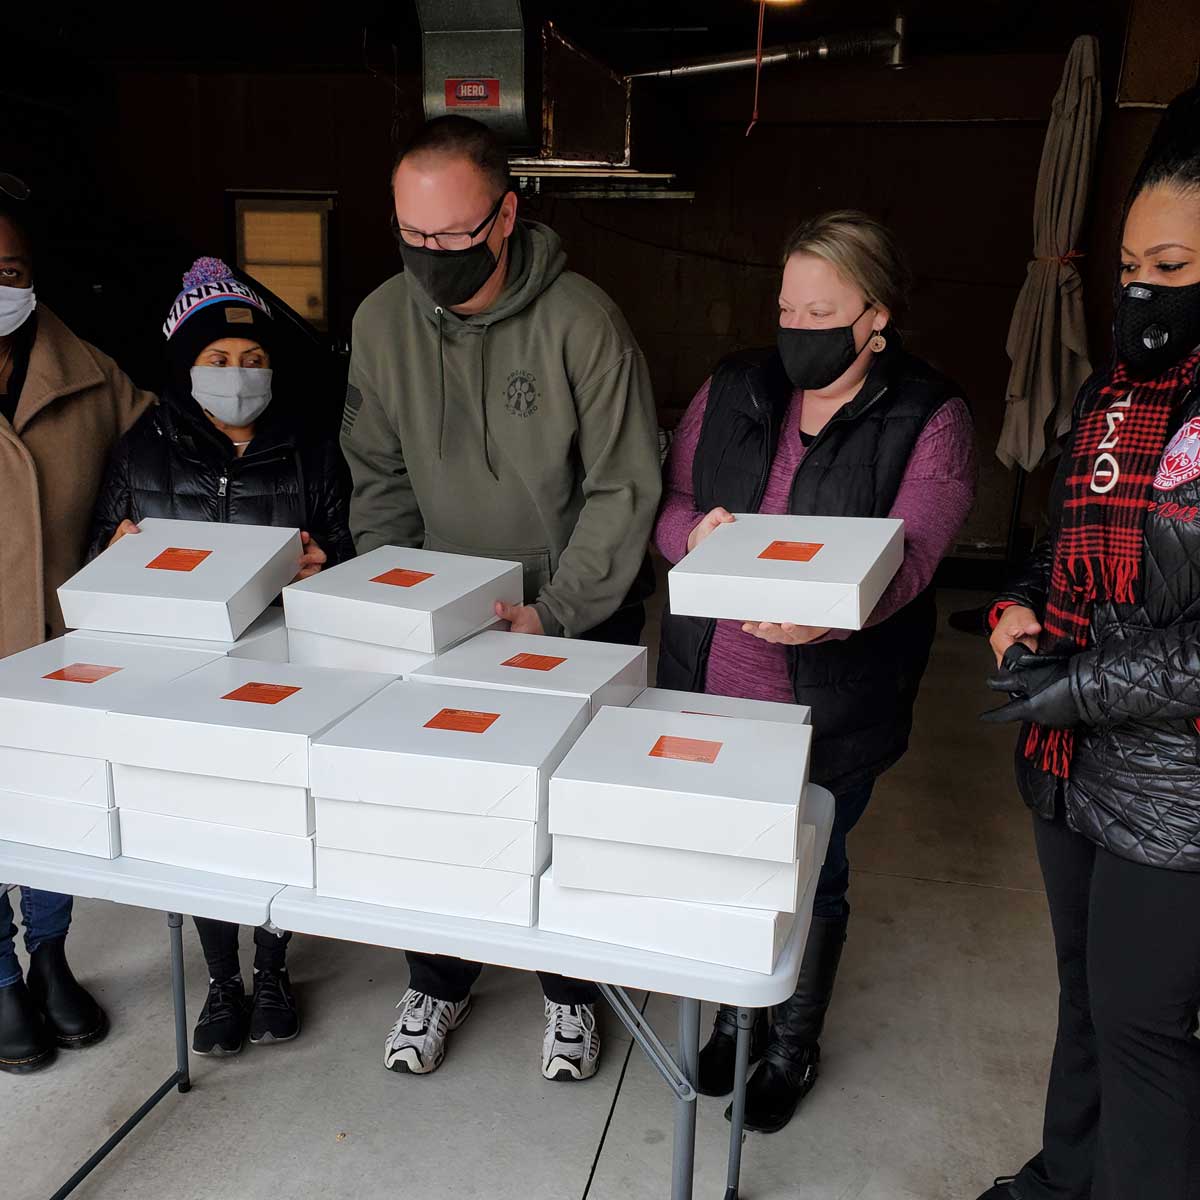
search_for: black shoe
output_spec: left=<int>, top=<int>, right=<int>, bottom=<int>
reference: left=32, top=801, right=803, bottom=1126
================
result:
left=193, top=976, right=248, bottom=1056
left=733, top=1043, right=821, bottom=1133
left=249, top=967, right=299, bottom=1045
left=27, top=937, right=108, bottom=1049
left=976, top=1179, right=1018, bottom=1200
left=697, top=1006, right=770, bottom=1097
left=726, top=912, right=849, bottom=1133
left=0, top=980, right=56, bottom=1074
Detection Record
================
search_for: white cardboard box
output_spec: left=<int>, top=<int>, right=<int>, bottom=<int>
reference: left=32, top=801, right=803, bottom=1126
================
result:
left=114, top=764, right=314, bottom=837
left=317, top=846, right=537, bottom=926
left=552, top=824, right=817, bottom=912
left=119, top=808, right=314, bottom=886
left=283, top=545, right=522, bottom=654
left=315, top=796, right=548, bottom=875
left=409, top=631, right=646, bottom=717
left=549, top=706, right=811, bottom=863
left=58, top=518, right=301, bottom=642
left=287, top=630, right=436, bottom=675
left=66, top=608, right=289, bottom=662
left=0, top=746, right=112, bottom=807
left=0, top=792, right=121, bottom=859
left=538, top=866, right=795, bottom=974
left=631, top=687, right=811, bottom=726
left=667, top=513, right=904, bottom=631
left=287, top=620, right=503, bottom=674
left=0, top=637, right=220, bottom=759
left=105, top=658, right=393, bottom=788
left=310, top=680, right=589, bottom=822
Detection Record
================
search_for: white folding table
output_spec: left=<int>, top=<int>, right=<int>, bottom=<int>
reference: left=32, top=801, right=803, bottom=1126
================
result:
left=1, top=785, right=832, bottom=1200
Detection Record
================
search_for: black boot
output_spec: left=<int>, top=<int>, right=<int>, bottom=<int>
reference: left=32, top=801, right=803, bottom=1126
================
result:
left=697, top=1006, right=770, bottom=1096
left=27, top=937, right=108, bottom=1049
left=0, top=980, right=56, bottom=1074
left=976, top=1179, right=1018, bottom=1199
left=732, top=913, right=848, bottom=1133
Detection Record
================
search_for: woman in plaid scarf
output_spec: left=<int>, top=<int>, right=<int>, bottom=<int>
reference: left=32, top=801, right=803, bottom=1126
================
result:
left=977, top=87, right=1200, bottom=1200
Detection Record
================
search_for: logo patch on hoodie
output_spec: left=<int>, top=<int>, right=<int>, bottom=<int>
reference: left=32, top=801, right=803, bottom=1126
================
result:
left=505, top=370, right=539, bottom=419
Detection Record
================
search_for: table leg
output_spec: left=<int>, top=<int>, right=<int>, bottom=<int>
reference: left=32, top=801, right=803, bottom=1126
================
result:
left=168, top=912, right=190, bottom=1093
left=671, top=997, right=700, bottom=1200
left=724, top=1007, right=755, bottom=1200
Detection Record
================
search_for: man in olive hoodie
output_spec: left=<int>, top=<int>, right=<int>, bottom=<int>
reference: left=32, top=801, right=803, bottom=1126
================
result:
left=343, top=117, right=661, bottom=1083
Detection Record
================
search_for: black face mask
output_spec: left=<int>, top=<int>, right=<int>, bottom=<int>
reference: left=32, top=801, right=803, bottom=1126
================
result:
left=399, top=237, right=502, bottom=309
left=777, top=304, right=873, bottom=390
left=1114, top=279, right=1200, bottom=380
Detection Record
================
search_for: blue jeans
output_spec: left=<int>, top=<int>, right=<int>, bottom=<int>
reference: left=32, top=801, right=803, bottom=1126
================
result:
left=0, top=887, right=74, bottom=988
left=813, top=781, right=876, bottom=920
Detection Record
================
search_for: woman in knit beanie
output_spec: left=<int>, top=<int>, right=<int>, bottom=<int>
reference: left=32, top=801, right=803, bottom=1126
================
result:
left=88, top=257, right=355, bottom=1057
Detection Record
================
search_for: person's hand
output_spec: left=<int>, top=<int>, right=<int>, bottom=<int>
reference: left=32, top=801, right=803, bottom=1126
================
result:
left=990, top=604, right=1042, bottom=667
left=741, top=621, right=830, bottom=646
left=982, top=650, right=1077, bottom=728
left=495, top=600, right=544, bottom=636
left=687, top=507, right=736, bottom=553
left=294, top=532, right=327, bottom=582
left=108, top=519, right=140, bottom=547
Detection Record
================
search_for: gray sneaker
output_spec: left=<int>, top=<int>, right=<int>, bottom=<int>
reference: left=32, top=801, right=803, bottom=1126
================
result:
left=383, top=988, right=472, bottom=1075
left=542, top=1000, right=600, bottom=1081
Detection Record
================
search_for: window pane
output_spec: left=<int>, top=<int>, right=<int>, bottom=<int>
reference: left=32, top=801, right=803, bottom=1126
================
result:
left=245, top=263, right=325, bottom=325
left=241, top=209, right=323, bottom=265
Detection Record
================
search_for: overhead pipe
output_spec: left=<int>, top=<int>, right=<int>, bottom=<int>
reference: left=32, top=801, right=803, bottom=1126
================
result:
left=629, top=14, right=907, bottom=79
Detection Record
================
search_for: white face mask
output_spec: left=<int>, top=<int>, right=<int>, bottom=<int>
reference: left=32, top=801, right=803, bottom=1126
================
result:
left=0, top=285, right=36, bottom=337
left=190, top=366, right=273, bottom=427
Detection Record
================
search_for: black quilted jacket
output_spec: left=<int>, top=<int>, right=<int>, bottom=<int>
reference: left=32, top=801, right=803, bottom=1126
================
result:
left=87, top=390, right=355, bottom=567
left=996, top=363, right=1200, bottom=871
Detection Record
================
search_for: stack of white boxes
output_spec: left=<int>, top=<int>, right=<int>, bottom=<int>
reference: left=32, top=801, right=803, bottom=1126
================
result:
left=282, top=546, right=521, bottom=673
left=0, top=638, right=222, bottom=858
left=309, top=681, right=590, bottom=925
left=103, top=658, right=392, bottom=885
left=541, top=690, right=816, bottom=974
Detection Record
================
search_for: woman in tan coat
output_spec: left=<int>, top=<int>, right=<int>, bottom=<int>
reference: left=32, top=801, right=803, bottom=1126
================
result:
left=0, top=176, right=154, bottom=1074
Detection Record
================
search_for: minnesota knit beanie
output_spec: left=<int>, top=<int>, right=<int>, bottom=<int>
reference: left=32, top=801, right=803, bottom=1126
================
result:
left=163, top=257, right=275, bottom=371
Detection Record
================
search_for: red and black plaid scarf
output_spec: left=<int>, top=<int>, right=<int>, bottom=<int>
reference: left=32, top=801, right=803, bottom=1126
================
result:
left=1026, top=349, right=1200, bottom=778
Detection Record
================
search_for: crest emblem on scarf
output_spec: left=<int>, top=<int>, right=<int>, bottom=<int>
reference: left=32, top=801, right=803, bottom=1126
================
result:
left=1155, top=417, right=1200, bottom=491
left=505, top=370, right=539, bottom=419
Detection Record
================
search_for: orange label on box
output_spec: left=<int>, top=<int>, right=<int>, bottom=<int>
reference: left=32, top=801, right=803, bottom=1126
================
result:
left=371, top=568, right=434, bottom=589
left=425, top=708, right=500, bottom=735
left=758, top=541, right=824, bottom=563
left=43, top=663, right=123, bottom=684
left=222, top=682, right=302, bottom=706
left=649, top=735, right=723, bottom=764
left=502, top=653, right=566, bottom=673
left=146, top=547, right=212, bottom=572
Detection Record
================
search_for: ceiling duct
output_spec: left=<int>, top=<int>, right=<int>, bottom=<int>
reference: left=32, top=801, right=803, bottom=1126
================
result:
left=414, top=1, right=684, bottom=197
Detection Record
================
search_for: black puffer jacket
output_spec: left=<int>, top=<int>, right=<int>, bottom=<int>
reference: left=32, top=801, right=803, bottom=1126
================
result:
left=996, top=362, right=1200, bottom=871
left=88, top=390, right=355, bottom=566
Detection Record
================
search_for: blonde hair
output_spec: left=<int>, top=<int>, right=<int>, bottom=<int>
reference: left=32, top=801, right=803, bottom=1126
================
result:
left=781, top=210, right=912, bottom=326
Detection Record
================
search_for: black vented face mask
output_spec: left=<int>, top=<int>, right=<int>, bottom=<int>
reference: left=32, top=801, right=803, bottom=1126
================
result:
left=1114, top=279, right=1200, bottom=380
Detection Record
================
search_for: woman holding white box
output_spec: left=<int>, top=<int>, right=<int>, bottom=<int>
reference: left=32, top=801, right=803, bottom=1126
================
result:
left=655, top=211, right=976, bottom=1132
left=86, top=257, right=355, bottom=1058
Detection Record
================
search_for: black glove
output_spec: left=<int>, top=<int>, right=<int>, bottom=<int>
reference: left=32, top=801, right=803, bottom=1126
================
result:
left=981, top=649, right=1079, bottom=728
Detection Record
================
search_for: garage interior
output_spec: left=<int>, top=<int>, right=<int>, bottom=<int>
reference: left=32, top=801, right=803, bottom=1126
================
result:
left=4, top=2, right=1200, bottom=1197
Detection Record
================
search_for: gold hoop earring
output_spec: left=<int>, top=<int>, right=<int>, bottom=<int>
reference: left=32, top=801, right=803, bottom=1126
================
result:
left=869, top=331, right=887, bottom=354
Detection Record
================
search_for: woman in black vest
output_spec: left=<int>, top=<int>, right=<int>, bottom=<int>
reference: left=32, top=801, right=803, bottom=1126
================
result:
left=89, top=258, right=354, bottom=1059
left=655, top=211, right=976, bottom=1132
left=976, top=88, right=1200, bottom=1200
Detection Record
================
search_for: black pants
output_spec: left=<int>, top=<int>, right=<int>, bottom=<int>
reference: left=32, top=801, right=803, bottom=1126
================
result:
left=406, top=600, right=647, bottom=1009
left=1015, top=814, right=1200, bottom=1200
left=194, top=917, right=291, bottom=983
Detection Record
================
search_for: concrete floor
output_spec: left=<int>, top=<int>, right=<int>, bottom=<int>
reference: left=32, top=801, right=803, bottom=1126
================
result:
left=4, top=589, right=1056, bottom=1200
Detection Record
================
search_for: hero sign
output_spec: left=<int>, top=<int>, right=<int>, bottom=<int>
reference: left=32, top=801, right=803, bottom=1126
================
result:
left=445, top=78, right=501, bottom=108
